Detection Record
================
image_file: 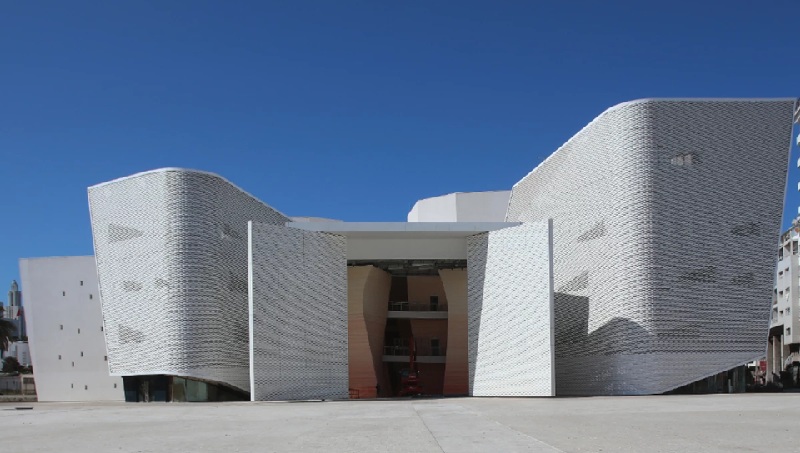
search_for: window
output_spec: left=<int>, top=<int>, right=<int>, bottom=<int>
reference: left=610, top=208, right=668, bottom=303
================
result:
left=78, top=328, right=81, bottom=334
left=671, top=154, right=694, bottom=166
left=84, top=385, right=88, bottom=390
left=89, top=294, right=93, bottom=300
left=100, top=326, right=103, bottom=332
left=788, top=328, right=792, bottom=336
left=80, top=281, right=83, bottom=286
left=62, top=291, right=66, bottom=296
left=60, top=325, right=63, bottom=330
left=71, top=362, right=74, bottom=367
left=71, top=384, right=73, bottom=389
left=58, top=355, right=61, bottom=360
left=104, top=356, right=108, bottom=361
left=430, top=295, right=439, bottom=311
left=80, top=352, right=84, bottom=357
left=114, top=383, right=117, bottom=389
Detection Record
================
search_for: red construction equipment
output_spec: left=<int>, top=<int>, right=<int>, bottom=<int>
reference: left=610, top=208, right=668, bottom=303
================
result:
left=399, top=336, right=423, bottom=396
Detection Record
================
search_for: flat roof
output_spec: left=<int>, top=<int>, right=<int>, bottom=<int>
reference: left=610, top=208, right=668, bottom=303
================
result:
left=286, top=221, right=520, bottom=238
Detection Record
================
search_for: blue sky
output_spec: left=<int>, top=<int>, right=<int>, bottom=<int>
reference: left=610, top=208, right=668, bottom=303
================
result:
left=1, top=1, right=798, bottom=287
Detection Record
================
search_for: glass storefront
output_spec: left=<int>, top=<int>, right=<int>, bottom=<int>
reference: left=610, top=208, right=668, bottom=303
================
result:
left=122, top=375, right=248, bottom=402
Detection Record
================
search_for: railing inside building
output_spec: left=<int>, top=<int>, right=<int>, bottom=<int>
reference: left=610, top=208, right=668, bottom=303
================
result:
left=383, top=337, right=447, bottom=357
left=388, top=301, right=448, bottom=312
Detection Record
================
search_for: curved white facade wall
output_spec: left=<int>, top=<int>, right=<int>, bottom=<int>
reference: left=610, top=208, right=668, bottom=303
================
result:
left=88, top=169, right=289, bottom=393
left=408, top=191, right=510, bottom=222
left=507, top=99, right=795, bottom=395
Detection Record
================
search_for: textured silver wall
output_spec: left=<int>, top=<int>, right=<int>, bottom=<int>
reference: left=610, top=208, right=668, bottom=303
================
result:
left=467, top=221, right=555, bottom=396
left=248, top=222, right=348, bottom=401
left=507, top=99, right=795, bottom=395
left=88, top=169, right=289, bottom=392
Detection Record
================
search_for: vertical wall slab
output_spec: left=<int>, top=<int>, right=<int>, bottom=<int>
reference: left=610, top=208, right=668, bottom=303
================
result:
left=507, top=99, right=795, bottom=395
left=88, top=169, right=289, bottom=393
left=440, top=268, right=468, bottom=395
left=467, top=221, right=555, bottom=396
left=249, top=222, right=348, bottom=401
left=20, top=257, right=124, bottom=401
left=347, top=265, right=391, bottom=398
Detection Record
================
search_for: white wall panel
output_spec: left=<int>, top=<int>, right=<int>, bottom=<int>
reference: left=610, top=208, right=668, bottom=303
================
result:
left=19, top=257, right=123, bottom=401
left=409, top=191, right=511, bottom=222
left=88, top=169, right=289, bottom=393
left=506, top=99, right=794, bottom=395
left=467, top=221, right=554, bottom=396
left=249, top=223, right=348, bottom=401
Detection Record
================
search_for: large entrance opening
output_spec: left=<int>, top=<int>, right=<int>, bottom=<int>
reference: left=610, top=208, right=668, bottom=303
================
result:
left=347, top=259, right=467, bottom=398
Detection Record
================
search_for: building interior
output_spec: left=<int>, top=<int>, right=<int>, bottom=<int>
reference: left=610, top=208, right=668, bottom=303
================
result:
left=347, top=259, right=468, bottom=398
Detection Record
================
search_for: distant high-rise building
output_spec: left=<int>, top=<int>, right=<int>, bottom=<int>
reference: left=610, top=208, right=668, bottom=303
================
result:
left=4, top=280, right=26, bottom=339
left=9, top=280, right=21, bottom=307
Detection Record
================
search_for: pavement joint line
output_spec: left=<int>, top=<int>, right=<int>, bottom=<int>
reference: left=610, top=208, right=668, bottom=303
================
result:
left=411, top=403, right=446, bottom=453
left=488, top=419, right=566, bottom=453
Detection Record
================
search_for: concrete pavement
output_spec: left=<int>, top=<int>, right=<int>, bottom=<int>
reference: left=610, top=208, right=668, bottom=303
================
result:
left=1, top=393, right=798, bottom=452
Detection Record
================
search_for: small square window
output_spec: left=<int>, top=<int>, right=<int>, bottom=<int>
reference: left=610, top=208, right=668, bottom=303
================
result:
left=89, top=294, right=93, bottom=300
left=80, top=352, right=84, bottom=357
left=104, top=356, right=108, bottom=361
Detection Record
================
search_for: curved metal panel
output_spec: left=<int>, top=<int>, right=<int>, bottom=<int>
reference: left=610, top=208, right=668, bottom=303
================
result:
left=88, top=169, right=289, bottom=392
left=507, top=100, right=794, bottom=395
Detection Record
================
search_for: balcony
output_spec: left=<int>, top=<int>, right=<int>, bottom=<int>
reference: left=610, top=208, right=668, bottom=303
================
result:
left=387, top=301, right=448, bottom=319
left=383, top=337, right=447, bottom=363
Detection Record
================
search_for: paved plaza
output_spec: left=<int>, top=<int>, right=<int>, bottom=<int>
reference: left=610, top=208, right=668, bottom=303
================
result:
left=2, top=393, right=799, bottom=452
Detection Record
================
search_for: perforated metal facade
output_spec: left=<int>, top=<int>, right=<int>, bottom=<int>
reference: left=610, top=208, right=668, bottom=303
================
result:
left=88, top=169, right=289, bottom=392
left=467, top=221, right=555, bottom=396
left=248, top=222, right=348, bottom=401
left=506, top=99, right=795, bottom=395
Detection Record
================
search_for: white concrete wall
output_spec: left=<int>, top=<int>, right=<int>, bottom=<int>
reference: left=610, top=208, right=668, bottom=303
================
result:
left=408, top=193, right=459, bottom=222
left=19, top=256, right=123, bottom=401
left=347, top=237, right=467, bottom=260
left=408, top=191, right=510, bottom=222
